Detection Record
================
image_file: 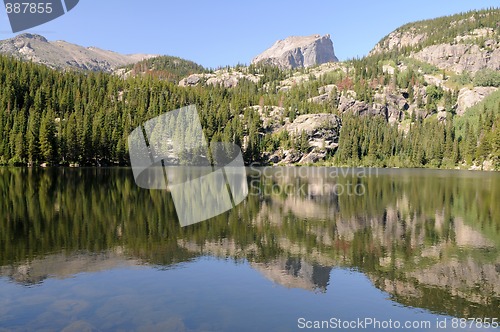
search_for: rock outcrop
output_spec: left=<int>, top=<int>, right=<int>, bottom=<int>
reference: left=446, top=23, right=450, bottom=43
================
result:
left=0, top=33, right=156, bottom=72
left=285, top=113, right=341, bottom=147
left=456, top=87, right=498, bottom=115
left=413, top=42, right=500, bottom=74
left=370, top=17, right=500, bottom=74
left=252, top=34, right=338, bottom=69
left=265, top=113, right=341, bottom=165
left=179, top=70, right=261, bottom=88
left=370, top=29, right=427, bottom=55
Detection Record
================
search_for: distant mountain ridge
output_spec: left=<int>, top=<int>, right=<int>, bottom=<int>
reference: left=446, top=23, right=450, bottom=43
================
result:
left=0, top=33, right=156, bottom=73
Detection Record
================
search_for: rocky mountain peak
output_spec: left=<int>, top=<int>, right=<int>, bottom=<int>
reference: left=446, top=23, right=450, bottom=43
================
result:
left=14, top=33, right=48, bottom=42
left=0, top=33, right=156, bottom=73
left=252, top=34, right=338, bottom=69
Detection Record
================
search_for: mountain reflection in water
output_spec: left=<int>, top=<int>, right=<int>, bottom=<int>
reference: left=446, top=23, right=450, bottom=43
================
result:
left=0, top=167, right=499, bottom=322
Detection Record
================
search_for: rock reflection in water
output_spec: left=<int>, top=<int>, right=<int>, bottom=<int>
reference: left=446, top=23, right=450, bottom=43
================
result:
left=0, top=167, right=499, bottom=319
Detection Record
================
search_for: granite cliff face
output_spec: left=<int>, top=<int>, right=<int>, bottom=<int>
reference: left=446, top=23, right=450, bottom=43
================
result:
left=0, top=33, right=155, bottom=72
left=412, top=34, right=500, bottom=74
left=252, top=34, right=338, bottom=69
left=370, top=13, right=500, bottom=74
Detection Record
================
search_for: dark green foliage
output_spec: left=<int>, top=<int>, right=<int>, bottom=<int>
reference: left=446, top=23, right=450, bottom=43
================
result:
left=0, top=23, right=499, bottom=170
left=121, top=55, right=206, bottom=83
left=448, top=72, right=472, bottom=86
left=454, top=89, right=500, bottom=135
left=296, top=130, right=310, bottom=153
left=248, top=63, right=291, bottom=87
left=426, top=85, right=444, bottom=111
left=473, top=69, right=500, bottom=87
left=0, top=55, right=270, bottom=165
left=39, top=109, right=57, bottom=164
left=335, top=106, right=500, bottom=170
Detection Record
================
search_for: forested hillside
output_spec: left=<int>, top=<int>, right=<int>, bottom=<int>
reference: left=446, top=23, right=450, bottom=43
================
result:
left=371, top=7, right=500, bottom=54
left=118, top=55, right=207, bottom=83
left=0, top=8, right=499, bottom=169
left=0, top=55, right=263, bottom=166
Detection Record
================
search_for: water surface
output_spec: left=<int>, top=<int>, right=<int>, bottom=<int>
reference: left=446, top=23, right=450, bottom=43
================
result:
left=0, top=167, right=499, bottom=331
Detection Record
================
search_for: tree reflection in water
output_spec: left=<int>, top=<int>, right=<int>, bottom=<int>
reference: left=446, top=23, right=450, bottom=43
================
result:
left=0, top=167, right=499, bottom=318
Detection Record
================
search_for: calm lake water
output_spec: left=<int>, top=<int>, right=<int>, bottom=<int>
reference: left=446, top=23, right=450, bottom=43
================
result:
left=0, top=167, right=499, bottom=332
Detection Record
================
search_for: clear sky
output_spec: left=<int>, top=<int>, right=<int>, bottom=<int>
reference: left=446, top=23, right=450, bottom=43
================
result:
left=0, top=1, right=498, bottom=68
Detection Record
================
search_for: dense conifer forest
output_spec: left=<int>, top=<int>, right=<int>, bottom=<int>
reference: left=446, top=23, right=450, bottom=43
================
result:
left=0, top=8, right=499, bottom=169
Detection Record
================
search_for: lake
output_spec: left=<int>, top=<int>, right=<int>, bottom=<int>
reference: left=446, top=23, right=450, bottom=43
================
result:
left=0, top=167, right=499, bottom=331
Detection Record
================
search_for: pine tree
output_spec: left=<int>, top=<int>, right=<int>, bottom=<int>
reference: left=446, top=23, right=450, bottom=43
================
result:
left=26, top=108, right=41, bottom=165
left=9, top=109, right=26, bottom=164
left=492, top=120, right=500, bottom=169
left=39, top=109, right=57, bottom=164
left=464, top=124, right=477, bottom=165
left=65, top=113, right=79, bottom=162
left=297, top=130, right=310, bottom=153
left=476, top=131, right=492, bottom=167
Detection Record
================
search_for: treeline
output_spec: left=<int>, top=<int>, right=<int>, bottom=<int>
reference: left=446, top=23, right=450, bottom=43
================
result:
left=335, top=112, right=499, bottom=169
left=0, top=51, right=499, bottom=169
left=0, top=55, right=268, bottom=166
left=335, top=88, right=500, bottom=169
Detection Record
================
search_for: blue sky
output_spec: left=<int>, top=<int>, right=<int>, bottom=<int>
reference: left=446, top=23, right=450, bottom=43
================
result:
left=0, top=1, right=498, bottom=68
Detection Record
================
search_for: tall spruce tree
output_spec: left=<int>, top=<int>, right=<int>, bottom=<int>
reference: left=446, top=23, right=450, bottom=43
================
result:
left=39, top=109, right=57, bottom=164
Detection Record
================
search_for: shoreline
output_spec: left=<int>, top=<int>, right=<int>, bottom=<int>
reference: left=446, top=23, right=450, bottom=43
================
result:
left=1, top=164, right=498, bottom=172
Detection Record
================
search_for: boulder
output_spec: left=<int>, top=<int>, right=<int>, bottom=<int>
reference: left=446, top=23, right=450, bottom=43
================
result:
left=179, top=74, right=201, bottom=87
left=339, top=96, right=387, bottom=118
left=280, top=150, right=302, bottom=164
left=308, top=93, right=330, bottom=104
left=456, top=87, right=498, bottom=115
left=285, top=113, right=341, bottom=146
left=299, top=151, right=328, bottom=164
left=437, top=111, right=448, bottom=122
left=252, top=105, right=288, bottom=133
